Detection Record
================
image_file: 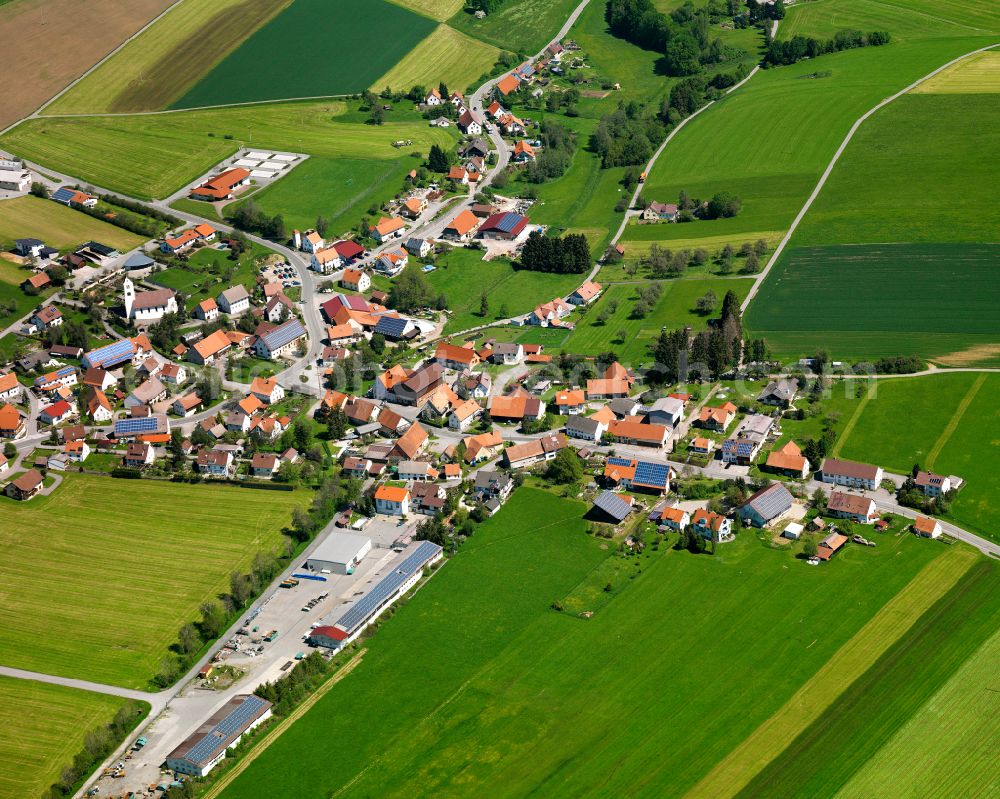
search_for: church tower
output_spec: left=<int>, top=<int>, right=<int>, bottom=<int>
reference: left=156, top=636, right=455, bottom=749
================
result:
left=123, top=277, right=135, bottom=320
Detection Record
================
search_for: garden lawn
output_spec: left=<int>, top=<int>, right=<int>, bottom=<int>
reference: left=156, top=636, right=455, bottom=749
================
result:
left=0, top=474, right=306, bottom=688
left=373, top=24, right=501, bottom=94
left=150, top=242, right=268, bottom=310
left=217, top=487, right=947, bottom=799
left=448, top=0, right=582, bottom=53
left=563, top=277, right=754, bottom=363
left=44, top=0, right=292, bottom=113
left=173, top=0, right=435, bottom=108
left=425, top=249, right=582, bottom=333
left=836, top=373, right=1000, bottom=543
left=0, top=258, right=57, bottom=327
left=0, top=195, right=145, bottom=252
left=0, top=677, right=139, bottom=799
left=228, top=156, right=422, bottom=238
left=0, top=101, right=457, bottom=200
left=744, top=243, right=1000, bottom=365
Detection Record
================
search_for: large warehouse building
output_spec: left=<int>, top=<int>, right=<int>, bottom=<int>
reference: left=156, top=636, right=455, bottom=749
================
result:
left=164, top=695, right=272, bottom=777
left=304, top=533, right=372, bottom=575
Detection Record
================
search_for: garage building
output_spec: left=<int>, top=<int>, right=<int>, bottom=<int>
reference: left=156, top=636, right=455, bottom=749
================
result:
left=304, top=533, right=372, bottom=575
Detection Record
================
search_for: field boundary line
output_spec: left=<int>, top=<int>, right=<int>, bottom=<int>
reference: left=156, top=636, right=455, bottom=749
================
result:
left=200, top=648, right=367, bottom=799
left=741, top=41, right=1000, bottom=314
left=925, top=373, right=986, bottom=469
left=830, top=385, right=873, bottom=458
left=683, top=547, right=976, bottom=799
left=870, top=0, right=997, bottom=34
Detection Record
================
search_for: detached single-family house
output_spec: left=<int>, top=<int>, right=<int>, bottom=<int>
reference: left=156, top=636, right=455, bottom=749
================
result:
left=697, top=402, right=737, bottom=432
left=642, top=202, right=679, bottom=222
left=448, top=399, right=482, bottom=431
left=340, top=269, right=370, bottom=293
left=658, top=505, right=690, bottom=532
left=691, top=508, right=733, bottom=541
left=568, top=280, right=602, bottom=306
left=188, top=329, right=232, bottom=365
left=564, top=415, right=605, bottom=443
left=195, top=298, right=219, bottom=322
left=405, top=237, right=432, bottom=258
left=457, top=110, right=483, bottom=135
left=435, top=341, right=480, bottom=371
left=250, top=376, right=285, bottom=405
left=6, top=469, right=44, bottom=501
left=442, top=210, right=479, bottom=241
left=217, top=285, right=251, bottom=316
left=914, top=471, right=952, bottom=497
left=371, top=216, right=406, bottom=243
left=913, top=515, right=942, bottom=538
left=827, top=491, right=878, bottom=524
left=30, top=305, right=63, bottom=330
left=124, top=441, right=155, bottom=468
left=197, top=449, right=234, bottom=477
left=502, top=432, right=567, bottom=469
left=374, top=484, right=410, bottom=516
left=172, top=393, right=203, bottom=417
left=758, top=378, right=799, bottom=408
left=765, top=440, right=810, bottom=478
left=0, top=372, right=23, bottom=403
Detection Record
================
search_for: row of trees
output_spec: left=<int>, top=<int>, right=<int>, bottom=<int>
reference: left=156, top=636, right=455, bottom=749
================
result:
left=229, top=200, right=287, bottom=241
left=518, top=231, right=591, bottom=274
left=764, top=28, right=890, bottom=66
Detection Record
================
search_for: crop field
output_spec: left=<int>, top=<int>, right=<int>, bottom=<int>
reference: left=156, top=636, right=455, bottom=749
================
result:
left=563, top=277, right=754, bottom=363
left=44, top=0, right=291, bottom=115
left=913, top=48, right=1000, bottom=93
left=0, top=677, right=136, bottom=799
left=232, top=156, right=422, bottom=237
left=737, top=558, right=1000, bottom=798
left=448, top=0, right=583, bottom=53
left=0, top=101, right=457, bottom=199
left=788, top=94, right=1000, bottom=247
left=836, top=372, right=1000, bottom=543
left=744, top=243, right=1000, bottom=365
left=0, top=195, right=144, bottom=251
left=425, top=249, right=582, bottom=333
left=635, top=0, right=997, bottom=256
left=0, top=0, right=175, bottom=127
left=374, top=23, right=501, bottom=94
left=836, top=624, right=1000, bottom=799
left=0, top=475, right=306, bottom=688
left=172, top=0, right=435, bottom=109
left=390, top=0, right=464, bottom=21
left=217, top=487, right=957, bottom=799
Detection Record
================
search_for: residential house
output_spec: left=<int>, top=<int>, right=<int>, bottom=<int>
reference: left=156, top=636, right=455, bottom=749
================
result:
left=765, top=440, right=810, bottom=478
left=457, top=109, right=483, bottom=135
left=419, top=384, right=459, bottom=423
left=124, top=441, right=155, bottom=468
left=689, top=437, right=714, bottom=455
left=374, top=485, right=410, bottom=516
left=63, top=440, right=91, bottom=463
left=195, top=298, right=219, bottom=321
left=434, top=341, right=480, bottom=371
left=250, top=376, right=285, bottom=405
left=721, top=414, right=774, bottom=465
left=392, top=363, right=444, bottom=407
left=489, top=394, right=545, bottom=423
left=398, top=460, right=438, bottom=482
left=642, top=202, right=679, bottom=222
left=125, top=377, right=167, bottom=409
left=512, top=140, right=535, bottom=163
left=455, top=369, right=491, bottom=400
left=310, top=246, right=342, bottom=274
left=187, top=330, right=232, bottom=366
left=30, top=305, right=63, bottom=330
left=172, top=393, right=202, bottom=417
left=5, top=469, right=43, bottom=501
left=491, top=342, right=523, bottom=365
left=827, top=491, right=878, bottom=524
left=473, top=471, right=514, bottom=510
left=373, top=364, right=413, bottom=401
left=502, top=432, right=567, bottom=469
left=442, top=209, right=479, bottom=241
left=819, top=458, right=884, bottom=490
left=657, top=506, right=690, bottom=532
left=250, top=414, right=290, bottom=442
left=39, top=399, right=74, bottom=426
left=405, top=237, right=432, bottom=258
left=691, top=508, right=733, bottom=541
left=527, top=297, right=573, bottom=327
left=217, top=285, right=251, bottom=316
left=197, top=449, right=234, bottom=477
left=250, top=453, right=281, bottom=480
left=447, top=165, right=469, bottom=185
left=389, top=423, right=428, bottom=461
left=568, top=280, right=602, bottom=306
left=340, top=269, right=370, bottom=293
left=915, top=471, right=952, bottom=497
left=160, top=363, right=187, bottom=386
left=913, top=515, right=942, bottom=539
left=0, top=372, right=23, bottom=403
left=342, top=457, right=372, bottom=479
left=739, top=482, right=794, bottom=528
left=425, top=88, right=442, bottom=105
left=87, top=389, right=113, bottom=422
left=376, top=407, right=410, bottom=437
left=299, top=230, right=325, bottom=254
left=495, top=73, right=520, bottom=97
left=697, top=402, right=738, bottom=432
left=410, top=482, right=446, bottom=516
left=564, top=415, right=605, bottom=443
left=345, top=398, right=378, bottom=426
left=371, top=216, right=406, bottom=243
left=462, top=429, right=503, bottom=464
left=448, top=399, right=482, bottom=431
left=602, top=457, right=673, bottom=494
left=758, top=378, right=799, bottom=407
left=0, top=404, right=27, bottom=438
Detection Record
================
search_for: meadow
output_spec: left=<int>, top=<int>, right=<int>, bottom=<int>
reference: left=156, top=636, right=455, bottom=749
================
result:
left=913, top=49, right=1000, bottom=93
left=374, top=23, right=501, bottom=94
left=0, top=677, right=137, bottom=799
left=563, top=277, right=754, bottom=362
left=447, top=0, right=583, bottom=53
left=390, top=0, right=464, bottom=22
left=0, top=101, right=457, bottom=199
left=0, top=195, right=145, bottom=252
left=216, top=487, right=957, bottom=799
left=425, top=249, right=582, bottom=333
left=744, top=243, right=1000, bottom=365
left=788, top=93, right=1000, bottom=246
left=172, top=0, right=435, bottom=108
left=151, top=242, right=268, bottom=310
left=228, top=155, right=423, bottom=237
left=836, top=372, right=1000, bottom=543
left=44, top=0, right=291, bottom=114
left=633, top=0, right=998, bottom=257
left=0, top=475, right=306, bottom=688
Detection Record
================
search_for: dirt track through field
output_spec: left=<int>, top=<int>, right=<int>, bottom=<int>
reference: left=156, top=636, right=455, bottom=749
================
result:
left=0, top=0, right=175, bottom=128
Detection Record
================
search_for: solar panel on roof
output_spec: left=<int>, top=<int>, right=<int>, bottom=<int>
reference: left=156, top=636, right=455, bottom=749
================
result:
left=52, top=186, right=75, bottom=201
left=633, top=460, right=669, bottom=488
left=184, top=696, right=268, bottom=765
left=593, top=491, right=632, bottom=521
left=374, top=317, right=408, bottom=337
left=607, top=456, right=633, bottom=467
left=261, top=320, right=305, bottom=350
left=114, top=417, right=159, bottom=435
left=85, top=338, right=135, bottom=368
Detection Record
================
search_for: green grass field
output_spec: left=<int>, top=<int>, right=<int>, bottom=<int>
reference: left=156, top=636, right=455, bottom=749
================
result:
left=913, top=49, right=1000, bottom=93
left=173, top=0, right=435, bottom=108
left=0, top=677, right=138, bottom=799
left=44, top=0, right=292, bottom=113
left=216, top=487, right=959, bottom=799
left=744, top=243, right=1000, bottom=365
left=836, top=372, right=1000, bottom=544
left=0, top=258, right=56, bottom=326
left=228, top=155, right=422, bottom=238
left=150, top=242, right=267, bottom=309
left=0, top=475, right=306, bottom=688
left=0, top=195, right=145, bottom=251
left=835, top=623, right=1000, bottom=799
left=562, top=277, right=754, bottom=362
left=448, top=0, right=582, bottom=53
left=426, top=248, right=582, bottom=333
left=374, top=23, right=501, bottom=94
left=737, top=557, right=1000, bottom=798
left=0, top=101, right=457, bottom=199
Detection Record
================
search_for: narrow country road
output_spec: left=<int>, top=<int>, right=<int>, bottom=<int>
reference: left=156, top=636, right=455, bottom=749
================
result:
left=0, top=666, right=168, bottom=707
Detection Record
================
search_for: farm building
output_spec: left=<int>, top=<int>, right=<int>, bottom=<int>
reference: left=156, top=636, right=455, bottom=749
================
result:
left=817, top=531, right=848, bottom=561
left=757, top=378, right=799, bottom=407
left=478, top=212, right=529, bottom=240
left=165, top=695, right=273, bottom=777
left=189, top=168, right=251, bottom=201
left=739, top=482, right=794, bottom=528
left=602, top=457, right=673, bottom=494
left=304, top=533, right=372, bottom=575
left=765, top=441, right=810, bottom=478
left=253, top=319, right=307, bottom=360
left=721, top=414, right=774, bottom=465
left=590, top=490, right=634, bottom=524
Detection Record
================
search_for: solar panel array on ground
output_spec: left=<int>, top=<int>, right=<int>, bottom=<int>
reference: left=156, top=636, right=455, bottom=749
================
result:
left=333, top=541, right=442, bottom=635
left=184, top=695, right=270, bottom=766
